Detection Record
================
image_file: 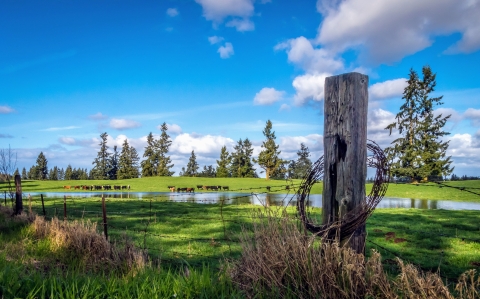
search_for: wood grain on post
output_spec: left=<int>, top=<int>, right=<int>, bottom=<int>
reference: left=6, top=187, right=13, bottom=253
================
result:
left=14, top=175, right=23, bottom=215
left=102, top=195, right=108, bottom=240
left=323, top=72, right=368, bottom=254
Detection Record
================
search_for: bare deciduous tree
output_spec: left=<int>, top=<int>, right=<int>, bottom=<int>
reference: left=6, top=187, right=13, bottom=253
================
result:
left=0, top=145, right=17, bottom=206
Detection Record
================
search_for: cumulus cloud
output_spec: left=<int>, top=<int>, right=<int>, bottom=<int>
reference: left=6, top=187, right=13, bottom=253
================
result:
left=464, top=108, right=480, bottom=126
left=253, top=88, right=285, bottom=105
left=369, top=78, right=407, bottom=100
left=195, top=0, right=255, bottom=31
left=292, top=73, right=330, bottom=105
left=0, top=106, right=15, bottom=114
left=170, top=133, right=235, bottom=157
left=109, top=118, right=141, bottom=130
left=316, top=0, right=480, bottom=64
left=41, top=126, right=80, bottom=132
left=275, top=36, right=343, bottom=74
left=208, top=35, right=224, bottom=44
left=158, top=123, right=182, bottom=135
left=279, top=104, right=291, bottom=111
left=166, top=8, right=179, bottom=17
left=88, top=112, right=108, bottom=120
left=366, top=108, right=399, bottom=148
left=279, top=134, right=323, bottom=160
left=218, top=42, right=234, bottom=58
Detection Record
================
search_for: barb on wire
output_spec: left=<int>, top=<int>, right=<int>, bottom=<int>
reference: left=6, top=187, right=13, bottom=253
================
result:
left=297, top=140, right=390, bottom=243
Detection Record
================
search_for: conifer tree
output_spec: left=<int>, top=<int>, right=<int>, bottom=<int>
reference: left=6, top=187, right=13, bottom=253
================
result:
left=49, top=166, right=59, bottom=180
left=157, top=123, right=175, bottom=176
left=141, top=132, right=157, bottom=177
left=184, top=150, right=199, bottom=177
left=254, top=120, right=283, bottom=180
left=21, top=167, right=27, bottom=180
left=118, top=139, right=140, bottom=179
left=216, top=146, right=231, bottom=178
left=108, top=145, right=119, bottom=180
left=65, top=165, right=73, bottom=180
left=28, top=165, right=37, bottom=180
left=35, top=152, right=48, bottom=180
left=92, top=132, right=111, bottom=180
left=13, top=168, right=20, bottom=177
left=231, top=138, right=256, bottom=178
left=385, top=65, right=453, bottom=182
left=293, top=143, right=312, bottom=179
left=58, top=168, right=65, bottom=180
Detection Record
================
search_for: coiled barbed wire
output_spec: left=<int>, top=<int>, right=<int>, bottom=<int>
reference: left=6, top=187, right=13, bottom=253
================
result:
left=297, top=140, right=390, bottom=242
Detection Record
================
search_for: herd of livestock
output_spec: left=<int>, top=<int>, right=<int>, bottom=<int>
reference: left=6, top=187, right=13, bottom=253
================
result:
left=63, top=185, right=130, bottom=190
left=167, top=185, right=229, bottom=193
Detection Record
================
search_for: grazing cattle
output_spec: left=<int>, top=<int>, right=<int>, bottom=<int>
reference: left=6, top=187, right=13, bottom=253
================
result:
left=169, top=187, right=176, bottom=192
left=177, top=187, right=187, bottom=192
left=94, top=185, right=102, bottom=190
left=285, top=185, right=290, bottom=190
left=196, top=185, right=203, bottom=189
left=210, top=186, right=219, bottom=191
left=121, top=185, right=127, bottom=190
left=222, top=186, right=229, bottom=191
left=114, top=185, right=121, bottom=190
left=266, top=186, right=271, bottom=192
left=74, top=186, right=81, bottom=190
left=186, top=187, right=195, bottom=193
left=167, top=186, right=175, bottom=189
left=127, top=185, right=130, bottom=190
left=203, top=186, right=209, bottom=190
left=63, top=186, right=71, bottom=190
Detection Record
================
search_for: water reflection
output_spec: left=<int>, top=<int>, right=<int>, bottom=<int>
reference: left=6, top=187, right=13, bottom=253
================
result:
left=25, top=192, right=480, bottom=210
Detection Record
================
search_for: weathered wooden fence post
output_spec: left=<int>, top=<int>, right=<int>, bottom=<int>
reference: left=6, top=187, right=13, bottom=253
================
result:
left=102, top=195, right=108, bottom=240
left=14, top=175, right=23, bottom=215
left=41, top=194, right=46, bottom=216
left=323, top=72, right=368, bottom=254
left=63, top=195, right=67, bottom=221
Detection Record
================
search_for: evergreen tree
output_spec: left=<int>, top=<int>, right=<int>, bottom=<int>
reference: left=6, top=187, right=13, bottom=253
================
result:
left=141, top=132, right=157, bottom=177
left=287, top=160, right=297, bottom=179
left=199, top=165, right=217, bottom=177
left=118, top=139, right=140, bottom=179
left=231, top=138, right=256, bottom=178
left=293, top=143, right=312, bottom=179
left=184, top=150, right=199, bottom=177
left=216, top=146, right=231, bottom=178
left=65, top=165, right=73, bottom=180
left=59, top=168, right=65, bottom=180
left=81, top=169, right=89, bottom=180
left=254, top=120, right=284, bottom=180
left=91, top=132, right=111, bottom=180
left=108, top=145, right=119, bottom=180
left=270, top=161, right=287, bottom=180
left=28, top=165, right=37, bottom=180
left=385, top=65, right=453, bottom=182
left=49, top=166, right=59, bottom=180
left=13, top=168, right=20, bottom=177
left=21, top=167, right=27, bottom=180
left=157, top=123, right=175, bottom=176
left=35, top=152, right=48, bottom=180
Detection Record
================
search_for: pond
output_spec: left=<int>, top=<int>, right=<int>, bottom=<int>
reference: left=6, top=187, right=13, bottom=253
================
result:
left=21, top=192, right=480, bottom=211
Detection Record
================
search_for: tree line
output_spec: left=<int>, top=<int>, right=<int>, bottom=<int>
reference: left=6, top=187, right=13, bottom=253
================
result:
left=17, top=121, right=314, bottom=181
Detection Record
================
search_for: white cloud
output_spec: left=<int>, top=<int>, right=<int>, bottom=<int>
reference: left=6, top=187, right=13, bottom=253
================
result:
left=0, top=106, right=15, bottom=114
left=171, top=133, right=235, bottom=157
left=447, top=133, right=480, bottom=169
left=434, top=107, right=462, bottom=123
left=253, top=87, right=285, bottom=105
left=41, top=126, right=80, bottom=132
left=226, top=18, right=254, bottom=31
left=369, top=78, right=407, bottom=100
left=464, top=108, right=480, bottom=126
left=59, top=137, right=76, bottom=145
left=218, top=42, right=234, bottom=58
left=275, top=36, right=343, bottom=74
left=160, top=123, right=182, bottom=135
left=316, top=0, right=480, bottom=64
left=166, top=8, right=179, bottom=17
left=292, top=73, right=330, bottom=105
left=109, top=118, right=141, bottom=130
left=88, top=112, right=108, bottom=120
left=195, top=0, right=255, bottom=30
left=208, top=35, right=224, bottom=44
left=279, top=134, right=323, bottom=160
left=279, top=104, right=291, bottom=111
left=367, top=108, right=399, bottom=148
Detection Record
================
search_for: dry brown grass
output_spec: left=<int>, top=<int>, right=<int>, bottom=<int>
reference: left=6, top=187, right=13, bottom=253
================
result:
left=229, top=210, right=480, bottom=299
left=33, top=216, right=147, bottom=273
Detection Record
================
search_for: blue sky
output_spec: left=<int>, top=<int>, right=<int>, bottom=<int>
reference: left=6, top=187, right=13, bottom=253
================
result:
left=1, top=0, right=480, bottom=177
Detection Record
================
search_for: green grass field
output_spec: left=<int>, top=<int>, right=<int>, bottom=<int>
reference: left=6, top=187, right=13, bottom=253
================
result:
left=1, top=177, right=480, bottom=201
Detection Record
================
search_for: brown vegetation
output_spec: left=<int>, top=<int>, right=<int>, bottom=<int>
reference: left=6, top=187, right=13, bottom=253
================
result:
left=229, top=210, right=480, bottom=299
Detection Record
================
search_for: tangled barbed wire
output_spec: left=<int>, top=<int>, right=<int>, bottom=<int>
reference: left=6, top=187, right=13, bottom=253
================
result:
left=296, top=140, right=390, bottom=242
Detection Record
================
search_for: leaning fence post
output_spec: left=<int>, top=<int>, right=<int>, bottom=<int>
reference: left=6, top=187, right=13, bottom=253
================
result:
left=323, top=72, right=368, bottom=254
left=4, top=190, right=6, bottom=206
left=14, top=175, right=23, bottom=215
left=102, top=195, right=108, bottom=240
left=41, top=194, right=46, bottom=216
left=63, top=195, right=67, bottom=221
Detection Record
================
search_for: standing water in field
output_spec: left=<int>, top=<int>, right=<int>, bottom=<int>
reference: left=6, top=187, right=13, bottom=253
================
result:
left=24, top=192, right=480, bottom=210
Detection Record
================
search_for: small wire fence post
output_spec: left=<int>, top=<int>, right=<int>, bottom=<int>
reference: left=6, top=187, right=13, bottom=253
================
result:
left=102, top=195, right=108, bottom=241
left=41, top=194, right=46, bottom=216
left=4, top=190, right=6, bottom=206
left=63, top=195, right=67, bottom=221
